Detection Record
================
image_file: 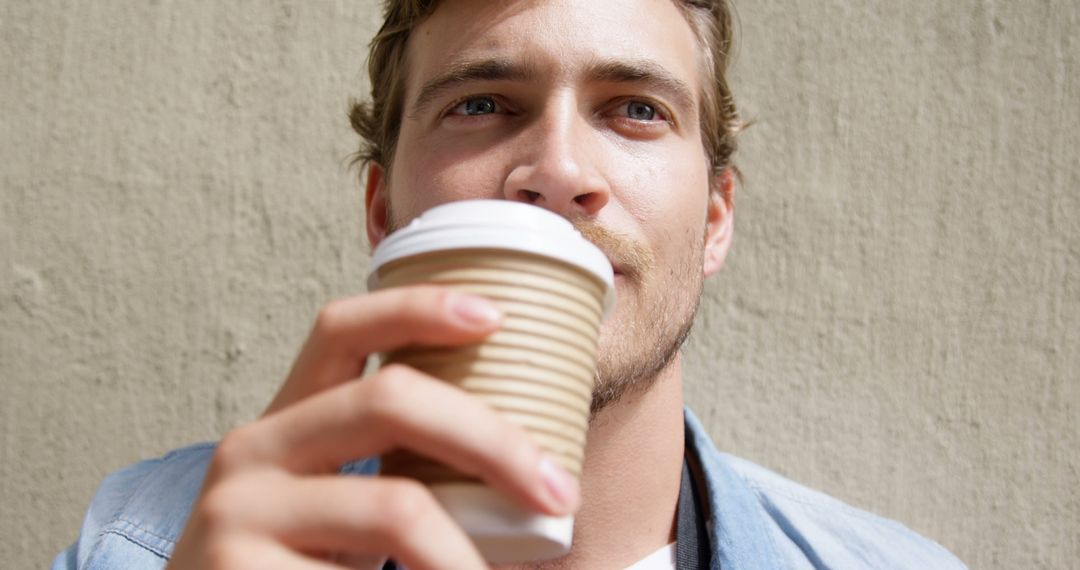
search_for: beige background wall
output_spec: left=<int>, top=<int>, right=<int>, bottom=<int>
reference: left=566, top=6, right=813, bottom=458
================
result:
left=2, top=1, right=1076, bottom=568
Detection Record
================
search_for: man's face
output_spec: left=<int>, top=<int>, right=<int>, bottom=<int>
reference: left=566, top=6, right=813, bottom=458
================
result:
left=368, top=0, right=732, bottom=411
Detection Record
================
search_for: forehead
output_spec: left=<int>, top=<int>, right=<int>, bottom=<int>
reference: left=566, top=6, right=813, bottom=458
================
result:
left=406, top=0, right=702, bottom=93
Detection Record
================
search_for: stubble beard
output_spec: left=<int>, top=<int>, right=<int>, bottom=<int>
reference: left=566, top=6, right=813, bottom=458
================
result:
left=588, top=245, right=704, bottom=417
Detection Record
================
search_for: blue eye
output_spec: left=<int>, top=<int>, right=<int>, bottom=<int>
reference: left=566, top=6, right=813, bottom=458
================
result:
left=626, top=101, right=657, bottom=121
left=452, top=96, right=498, bottom=116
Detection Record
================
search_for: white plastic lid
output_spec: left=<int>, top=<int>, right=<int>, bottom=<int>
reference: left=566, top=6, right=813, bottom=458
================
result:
left=368, top=200, right=615, bottom=312
left=430, top=484, right=574, bottom=563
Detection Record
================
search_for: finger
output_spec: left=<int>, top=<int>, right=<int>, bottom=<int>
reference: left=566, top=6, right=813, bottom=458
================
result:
left=240, top=365, right=578, bottom=516
left=332, top=553, right=387, bottom=570
left=171, top=533, right=344, bottom=570
left=221, top=474, right=487, bottom=570
left=266, top=286, right=503, bottom=415
left=248, top=541, right=346, bottom=570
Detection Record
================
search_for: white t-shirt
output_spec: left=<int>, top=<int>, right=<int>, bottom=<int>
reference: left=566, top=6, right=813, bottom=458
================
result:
left=624, top=542, right=676, bottom=570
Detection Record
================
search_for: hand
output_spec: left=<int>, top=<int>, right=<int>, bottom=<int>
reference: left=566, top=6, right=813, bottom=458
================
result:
left=167, top=286, right=581, bottom=570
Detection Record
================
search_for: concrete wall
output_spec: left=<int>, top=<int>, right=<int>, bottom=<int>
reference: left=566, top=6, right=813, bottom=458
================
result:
left=2, top=1, right=1076, bottom=568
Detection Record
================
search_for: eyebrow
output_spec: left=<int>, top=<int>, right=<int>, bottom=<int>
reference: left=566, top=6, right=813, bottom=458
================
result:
left=411, top=58, right=535, bottom=116
left=409, top=56, right=696, bottom=118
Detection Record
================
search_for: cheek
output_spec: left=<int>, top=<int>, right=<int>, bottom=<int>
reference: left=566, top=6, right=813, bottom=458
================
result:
left=389, top=130, right=509, bottom=220
left=610, top=145, right=710, bottom=245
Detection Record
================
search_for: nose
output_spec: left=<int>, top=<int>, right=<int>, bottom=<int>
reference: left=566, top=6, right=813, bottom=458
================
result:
left=502, top=98, right=610, bottom=217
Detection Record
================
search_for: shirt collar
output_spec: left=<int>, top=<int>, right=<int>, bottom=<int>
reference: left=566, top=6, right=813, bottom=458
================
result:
left=684, top=406, right=784, bottom=570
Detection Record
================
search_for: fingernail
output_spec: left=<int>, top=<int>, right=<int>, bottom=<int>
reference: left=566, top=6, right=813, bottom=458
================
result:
left=450, top=293, right=502, bottom=327
left=539, top=456, right=579, bottom=512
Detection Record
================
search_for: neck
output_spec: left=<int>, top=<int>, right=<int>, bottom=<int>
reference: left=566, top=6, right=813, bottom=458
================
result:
left=500, top=354, right=686, bottom=569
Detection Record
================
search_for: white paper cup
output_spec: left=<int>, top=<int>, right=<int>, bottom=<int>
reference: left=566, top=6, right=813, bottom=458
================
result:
left=368, top=200, right=614, bottom=563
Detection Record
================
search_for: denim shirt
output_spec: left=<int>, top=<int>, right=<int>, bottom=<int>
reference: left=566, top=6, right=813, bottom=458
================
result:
left=53, top=408, right=967, bottom=569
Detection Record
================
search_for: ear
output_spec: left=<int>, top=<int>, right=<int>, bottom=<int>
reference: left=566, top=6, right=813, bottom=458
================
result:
left=365, top=162, right=390, bottom=249
left=703, top=168, right=735, bottom=277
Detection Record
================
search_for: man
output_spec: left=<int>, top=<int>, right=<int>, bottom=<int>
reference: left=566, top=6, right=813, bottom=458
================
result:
left=54, top=0, right=967, bottom=568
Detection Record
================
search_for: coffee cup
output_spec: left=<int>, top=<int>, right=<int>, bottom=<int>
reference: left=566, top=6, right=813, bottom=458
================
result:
left=367, top=199, right=614, bottom=563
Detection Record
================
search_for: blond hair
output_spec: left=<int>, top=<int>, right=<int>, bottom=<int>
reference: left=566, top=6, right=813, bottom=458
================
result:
left=350, top=0, right=742, bottom=181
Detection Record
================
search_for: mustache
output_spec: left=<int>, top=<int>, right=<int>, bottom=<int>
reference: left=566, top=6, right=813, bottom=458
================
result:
left=570, top=217, right=653, bottom=282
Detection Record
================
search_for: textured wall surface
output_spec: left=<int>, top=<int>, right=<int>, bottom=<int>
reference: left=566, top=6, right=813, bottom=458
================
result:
left=2, top=1, right=1076, bottom=569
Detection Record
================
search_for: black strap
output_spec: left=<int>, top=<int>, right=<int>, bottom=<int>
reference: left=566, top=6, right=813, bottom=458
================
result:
left=675, top=451, right=712, bottom=570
